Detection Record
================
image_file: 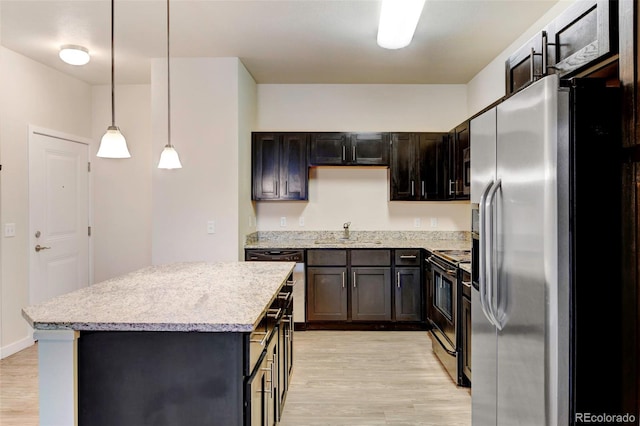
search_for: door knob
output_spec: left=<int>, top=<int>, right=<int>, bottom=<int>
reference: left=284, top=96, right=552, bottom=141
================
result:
left=35, top=244, right=51, bottom=252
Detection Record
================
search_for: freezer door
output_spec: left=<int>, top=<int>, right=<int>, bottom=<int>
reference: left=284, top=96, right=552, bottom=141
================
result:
left=470, top=107, right=497, bottom=205
left=493, top=74, right=559, bottom=425
left=470, top=106, right=498, bottom=426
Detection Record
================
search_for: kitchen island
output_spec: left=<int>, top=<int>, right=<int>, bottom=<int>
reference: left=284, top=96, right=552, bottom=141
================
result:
left=22, top=261, right=296, bottom=426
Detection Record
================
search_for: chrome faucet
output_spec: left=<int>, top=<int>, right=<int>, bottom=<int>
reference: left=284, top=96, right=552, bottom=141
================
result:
left=343, top=222, right=351, bottom=239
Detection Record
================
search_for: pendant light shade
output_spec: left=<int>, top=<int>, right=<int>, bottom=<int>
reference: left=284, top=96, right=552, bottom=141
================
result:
left=158, top=0, right=182, bottom=169
left=97, top=126, right=129, bottom=158
left=158, top=145, right=182, bottom=169
left=97, top=0, right=131, bottom=159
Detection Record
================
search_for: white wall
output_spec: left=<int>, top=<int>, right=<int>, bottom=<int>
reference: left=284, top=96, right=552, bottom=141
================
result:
left=151, top=57, right=256, bottom=264
left=0, top=47, right=92, bottom=356
left=91, top=85, right=152, bottom=283
left=255, top=84, right=471, bottom=231
left=237, top=63, right=258, bottom=259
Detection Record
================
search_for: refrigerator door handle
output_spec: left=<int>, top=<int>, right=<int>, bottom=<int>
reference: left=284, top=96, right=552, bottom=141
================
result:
left=478, top=180, right=497, bottom=327
left=486, top=179, right=506, bottom=330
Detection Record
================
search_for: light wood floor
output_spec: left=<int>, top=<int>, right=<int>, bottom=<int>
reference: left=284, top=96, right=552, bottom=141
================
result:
left=0, top=331, right=470, bottom=426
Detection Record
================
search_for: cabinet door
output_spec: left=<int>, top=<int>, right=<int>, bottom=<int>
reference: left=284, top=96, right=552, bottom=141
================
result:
left=307, top=267, right=348, bottom=321
left=351, top=267, right=391, bottom=321
left=252, top=133, right=281, bottom=200
left=394, top=267, right=422, bottom=322
left=390, top=133, right=417, bottom=200
left=350, top=132, right=389, bottom=165
left=309, top=132, right=349, bottom=165
left=548, top=0, right=617, bottom=78
left=245, top=357, right=267, bottom=426
left=417, top=133, right=445, bottom=200
left=505, top=31, right=546, bottom=96
left=280, top=133, right=308, bottom=200
left=445, top=122, right=470, bottom=200
left=265, top=333, right=278, bottom=426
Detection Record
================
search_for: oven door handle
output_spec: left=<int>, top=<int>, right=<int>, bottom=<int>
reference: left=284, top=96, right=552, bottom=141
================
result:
left=479, top=180, right=498, bottom=328
left=426, top=256, right=457, bottom=276
left=428, top=321, right=457, bottom=356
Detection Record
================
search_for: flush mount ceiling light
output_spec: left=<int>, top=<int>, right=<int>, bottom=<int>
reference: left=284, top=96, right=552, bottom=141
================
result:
left=377, top=0, right=426, bottom=50
left=59, top=45, right=90, bottom=65
left=157, top=0, right=182, bottom=169
left=97, top=0, right=131, bottom=159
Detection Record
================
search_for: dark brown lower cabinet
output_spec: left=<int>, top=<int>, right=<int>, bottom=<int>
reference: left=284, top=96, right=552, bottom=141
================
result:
left=351, top=267, right=391, bottom=321
left=394, top=267, right=422, bottom=322
left=306, top=267, right=348, bottom=321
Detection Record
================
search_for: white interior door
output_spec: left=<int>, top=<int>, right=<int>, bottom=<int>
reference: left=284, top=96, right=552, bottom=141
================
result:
left=29, top=127, right=90, bottom=305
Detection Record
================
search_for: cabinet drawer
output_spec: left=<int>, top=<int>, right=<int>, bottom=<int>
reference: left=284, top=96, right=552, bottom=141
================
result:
left=351, top=249, right=390, bottom=266
left=307, top=249, right=347, bottom=266
left=395, top=249, right=421, bottom=266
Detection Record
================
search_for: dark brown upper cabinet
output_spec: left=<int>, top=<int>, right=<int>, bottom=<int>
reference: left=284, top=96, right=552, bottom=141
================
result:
left=444, top=121, right=470, bottom=200
left=252, top=132, right=308, bottom=201
left=309, top=132, right=389, bottom=166
left=505, top=31, right=548, bottom=97
left=390, top=132, right=446, bottom=201
left=506, top=0, right=618, bottom=97
left=547, top=0, right=618, bottom=78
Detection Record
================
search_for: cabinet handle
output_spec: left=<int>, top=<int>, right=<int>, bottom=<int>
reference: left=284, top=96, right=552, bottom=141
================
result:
left=352, top=146, right=356, bottom=162
left=421, top=181, right=425, bottom=197
left=275, top=181, right=279, bottom=196
left=286, top=279, right=297, bottom=286
left=342, top=271, right=345, bottom=288
left=542, top=31, right=548, bottom=74
left=397, top=271, right=401, bottom=288
left=449, top=180, right=454, bottom=195
left=267, top=308, right=282, bottom=318
left=530, top=47, right=535, bottom=82
left=400, top=255, right=417, bottom=259
left=342, top=145, right=346, bottom=161
left=353, top=271, right=357, bottom=288
left=251, top=331, right=269, bottom=346
left=411, top=180, right=415, bottom=197
left=285, top=180, right=288, bottom=195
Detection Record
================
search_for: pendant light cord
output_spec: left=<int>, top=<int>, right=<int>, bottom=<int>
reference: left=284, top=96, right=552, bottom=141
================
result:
left=167, top=0, right=172, bottom=148
left=110, top=0, right=116, bottom=127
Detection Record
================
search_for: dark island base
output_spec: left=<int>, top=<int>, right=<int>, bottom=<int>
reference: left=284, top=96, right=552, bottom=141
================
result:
left=78, top=331, right=245, bottom=426
left=298, top=321, right=428, bottom=331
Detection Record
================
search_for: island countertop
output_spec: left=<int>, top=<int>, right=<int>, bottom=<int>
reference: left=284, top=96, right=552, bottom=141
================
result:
left=22, top=261, right=295, bottom=333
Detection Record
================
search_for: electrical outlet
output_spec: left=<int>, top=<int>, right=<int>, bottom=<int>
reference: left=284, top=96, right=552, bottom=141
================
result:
left=280, top=217, right=287, bottom=227
left=430, top=218, right=438, bottom=228
left=414, top=218, right=421, bottom=228
left=207, top=220, right=215, bottom=234
left=4, top=223, right=16, bottom=237
left=299, top=217, right=305, bottom=227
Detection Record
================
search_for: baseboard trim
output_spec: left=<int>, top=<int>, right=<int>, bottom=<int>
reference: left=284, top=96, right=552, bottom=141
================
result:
left=1, top=335, right=35, bottom=359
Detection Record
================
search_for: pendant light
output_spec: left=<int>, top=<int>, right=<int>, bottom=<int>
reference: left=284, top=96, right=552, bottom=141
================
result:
left=157, top=0, right=182, bottom=169
left=97, top=0, right=131, bottom=158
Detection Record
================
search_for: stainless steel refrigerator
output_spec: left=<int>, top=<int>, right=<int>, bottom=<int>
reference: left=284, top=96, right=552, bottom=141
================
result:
left=470, top=73, right=629, bottom=425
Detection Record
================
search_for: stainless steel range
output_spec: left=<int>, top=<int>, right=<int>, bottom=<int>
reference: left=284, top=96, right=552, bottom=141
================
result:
left=426, top=249, right=470, bottom=386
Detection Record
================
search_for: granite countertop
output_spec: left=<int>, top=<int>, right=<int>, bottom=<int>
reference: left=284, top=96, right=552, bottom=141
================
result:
left=22, top=261, right=295, bottom=333
left=244, top=231, right=472, bottom=252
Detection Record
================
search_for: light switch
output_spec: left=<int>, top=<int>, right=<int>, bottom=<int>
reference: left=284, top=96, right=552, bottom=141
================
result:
left=299, top=217, right=305, bottom=227
left=414, top=218, right=421, bottom=228
left=280, top=217, right=287, bottom=227
left=207, top=220, right=215, bottom=234
left=4, top=223, right=16, bottom=237
left=430, top=218, right=438, bottom=228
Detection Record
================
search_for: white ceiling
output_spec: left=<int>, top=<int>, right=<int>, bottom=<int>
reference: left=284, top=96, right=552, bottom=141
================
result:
left=0, top=0, right=563, bottom=85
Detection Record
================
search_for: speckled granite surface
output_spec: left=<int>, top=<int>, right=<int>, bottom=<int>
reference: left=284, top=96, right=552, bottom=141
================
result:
left=245, top=231, right=471, bottom=252
left=22, top=262, right=295, bottom=333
